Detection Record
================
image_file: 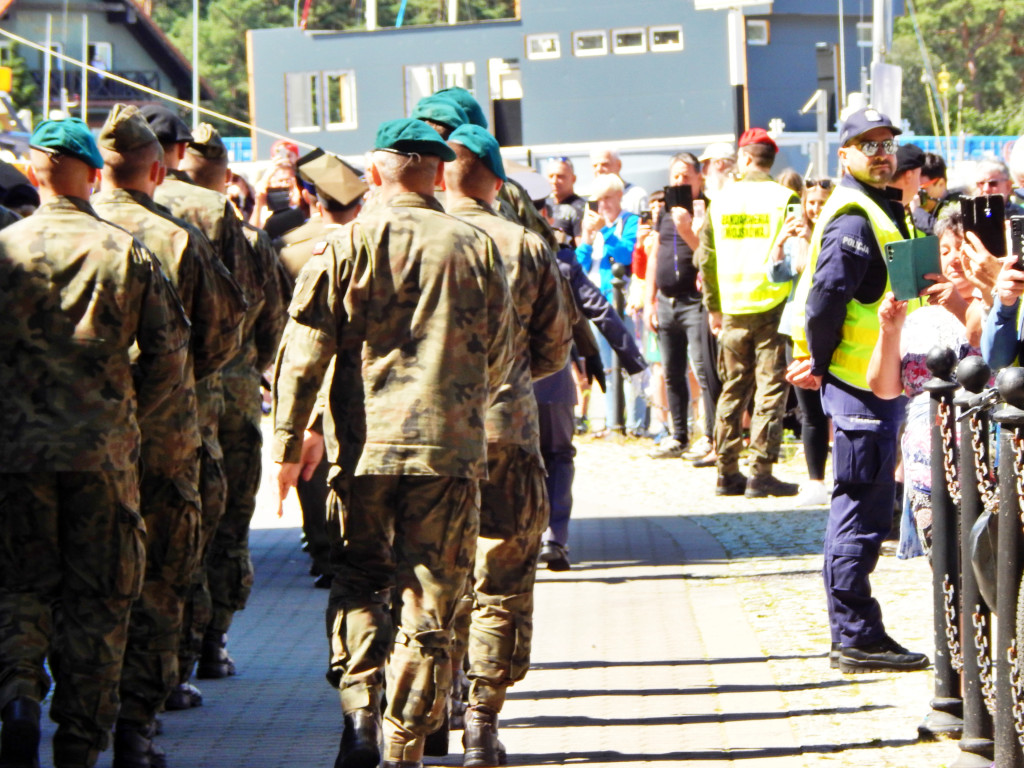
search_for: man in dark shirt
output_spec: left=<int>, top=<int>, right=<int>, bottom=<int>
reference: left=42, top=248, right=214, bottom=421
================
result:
left=788, top=107, right=929, bottom=674
left=544, top=157, right=586, bottom=244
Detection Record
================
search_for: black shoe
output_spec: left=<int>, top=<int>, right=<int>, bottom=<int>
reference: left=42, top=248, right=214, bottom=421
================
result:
left=0, top=697, right=40, bottom=768
left=381, top=762, right=422, bottom=768
left=838, top=636, right=930, bottom=673
left=745, top=474, right=799, bottom=498
left=462, top=706, right=508, bottom=767
left=197, top=631, right=237, bottom=679
left=715, top=472, right=746, bottom=496
left=423, top=707, right=449, bottom=757
left=164, top=681, right=203, bottom=711
left=829, top=642, right=840, bottom=670
left=113, top=720, right=166, bottom=768
left=335, top=708, right=382, bottom=768
left=538, top=541, right=570, bottom=571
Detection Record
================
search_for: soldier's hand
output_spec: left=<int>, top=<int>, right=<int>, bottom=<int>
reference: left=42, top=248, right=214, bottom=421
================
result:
left=299, top=429, right=325, bottom=479
left=584, top=354, right=606, bottom=393
left=275, top=462, right=302, bottom=518
left=708, top=310, right=723, bottom=337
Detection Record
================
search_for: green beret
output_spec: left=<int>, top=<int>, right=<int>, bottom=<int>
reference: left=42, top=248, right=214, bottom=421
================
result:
left=30, top=117, right=104, bottom=169
left=448, top=124, right=506, bottom=182
left=187, top=123, right=228, bottom=161
left=374, top=118, right=456, bottom=162
left=97, top=104, right=158, bottom=154
left=411, top=96, right=468, bottom=130
left=433, top=87, right=487, bottom=129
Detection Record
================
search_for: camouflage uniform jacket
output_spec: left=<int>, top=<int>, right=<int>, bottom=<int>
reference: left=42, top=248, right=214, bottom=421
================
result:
left=0, top=195, right=190, bottom=472
left=273, top=192, right=516, bottom=479
left=92, top=187, right=246, bottom=473
left=447, top=197, right=575, bottom=454
left=498, top=177, right=559, bottom=251
left=276, top=217, right=329, bottom=291
left=0, top=205, right=20, bottom=231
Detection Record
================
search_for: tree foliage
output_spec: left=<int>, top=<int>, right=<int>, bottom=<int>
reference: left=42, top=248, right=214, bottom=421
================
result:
left=892, top=1, right=1024, bottom=135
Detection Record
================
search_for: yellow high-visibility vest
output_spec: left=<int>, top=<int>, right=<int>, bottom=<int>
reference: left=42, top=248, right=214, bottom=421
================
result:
left=790, top=183, right=906, bottom=390
left=710, top=179, right=794, bottom=314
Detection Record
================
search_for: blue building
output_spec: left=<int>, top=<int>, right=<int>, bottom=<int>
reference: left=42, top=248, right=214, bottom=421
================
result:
left=247, top=0, right=901, bottom=180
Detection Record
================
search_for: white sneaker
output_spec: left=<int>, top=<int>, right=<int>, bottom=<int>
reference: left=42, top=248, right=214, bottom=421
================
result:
left=682, top=436, right=712, bottom=461
left=794, top=481, right=830, bottom=507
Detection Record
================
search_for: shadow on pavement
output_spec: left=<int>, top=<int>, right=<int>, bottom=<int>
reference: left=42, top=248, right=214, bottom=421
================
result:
left=506, top=678, right=879, bottom=701
left=528, top=653, right=826, bottom=670
left=502, top=704, right=892, bottom=728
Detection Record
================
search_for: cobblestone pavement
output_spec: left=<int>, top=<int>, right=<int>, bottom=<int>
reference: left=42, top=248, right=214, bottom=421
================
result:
left=37, top=426, right=961, bottom=767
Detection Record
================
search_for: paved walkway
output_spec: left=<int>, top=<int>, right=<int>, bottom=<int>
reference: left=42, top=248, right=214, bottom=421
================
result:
left=43, top=430, right=958, bottom=767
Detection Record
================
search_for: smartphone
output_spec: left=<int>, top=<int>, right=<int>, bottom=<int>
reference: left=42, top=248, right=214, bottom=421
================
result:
left=962, top=195, right=1007, bottom=257
left=884, top=236, right=941, bottom=301
left=639, top=210, right=652, bottom=225
left=587, top=200, right=599, bottom=212
left=692, top=199, right=706, bottom=219
left=663, top=184, right=693, bottom=213
left=786, top=202, right=802, bottom=219
left=1011, top=215, right=1024, bottom=270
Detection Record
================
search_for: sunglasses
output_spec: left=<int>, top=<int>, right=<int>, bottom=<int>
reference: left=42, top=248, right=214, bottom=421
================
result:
left=805, top=179, right=833, bottom=189
left=852, top=139, right=898, bottom=157
left=976, top=178, right=1008, bottom=188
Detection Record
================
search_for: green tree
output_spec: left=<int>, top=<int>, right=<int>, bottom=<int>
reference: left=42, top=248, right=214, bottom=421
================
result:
left=892, top=1, right=1024, bottom=135
left=6, top=45, right=39, bottom=120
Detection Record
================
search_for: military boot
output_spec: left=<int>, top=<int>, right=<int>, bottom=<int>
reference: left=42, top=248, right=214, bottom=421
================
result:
left=112, top=720, right=166, bottom=768
left=335, top=708, right=381, bottom=768
left=462, top=706, right=507, bottom=767
left=0, top=697, right=40, bottom=768
left=164, top=681, right=203, bottom=710
left=422, top=706, right=449, bottom=757
left=196, top=630, right=236, bottom=679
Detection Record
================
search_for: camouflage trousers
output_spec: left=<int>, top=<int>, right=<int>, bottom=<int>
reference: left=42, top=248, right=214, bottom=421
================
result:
left=325, top=473, right=479, bottom=751
left=0, top=470, right=143, bottom=763
left=715, top=304, right=788, bottom=477
left=177, top=438, right=227, bottom=682
left=120, top=460, right=201, bottom=725
left=450, top=445, right=548, bottom=712
left=206, top=391, right=262, bottom=635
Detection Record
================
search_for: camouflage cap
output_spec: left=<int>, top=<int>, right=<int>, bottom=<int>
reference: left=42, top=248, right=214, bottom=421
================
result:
left=411, top=95, right=468, bottom=130
left=97, top=104, right=159, bottom=153
left=30, top=117, right=104, bottom=169
left=433, top=87, right=487, bottom=129
left=448, top=124, right=506, bottom=181
left=374, top=118, right=456, bottom=162
left=296, top=148, right=368, bottom=207
left=139, top=104, right=193, bottom=144
left=187, top=123, right=228, bottom=161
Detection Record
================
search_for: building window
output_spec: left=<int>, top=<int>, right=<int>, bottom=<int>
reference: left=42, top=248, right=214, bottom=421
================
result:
left=441, top=61, right=475, bottom=91
left=649, top=25, right=683, bottom=52
left=525, top=33, right=560, bottom=60
left=746, top=20, right=769, bottom=46
left=857, top=21, right=873, bottom=47
left=572, top=30, right=608, bottom=57
left=612, top=28, right=646, bottom=55
left=403, top=64, right=439, bottom=116
left=324, top=70, right=356, bottom=130
left=285, top=71, right=321, bottom=132
left=87, top=42, right=112, bottom=70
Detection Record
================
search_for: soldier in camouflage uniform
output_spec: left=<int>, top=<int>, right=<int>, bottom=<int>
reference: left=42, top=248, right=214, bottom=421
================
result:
left=0, top=118, right=189, bottom=768
left=273, top=118, right=515, bottom=768
left=180, top=123, right=287, bottom=675
left=90, top=105, right=246, bottom=765
left=442, top=125, right=574, bottom=767
left=0, top=204, right=19, bottom=230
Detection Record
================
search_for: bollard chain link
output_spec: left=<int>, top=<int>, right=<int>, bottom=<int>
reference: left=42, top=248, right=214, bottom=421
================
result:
left=1015, top=434, right=1024, bottom=527
left=943, top=575, right=963, bottom=671
left=974, top=609, right=997, bottom=717
left=939, top=399, right=960, bottom=506
left=1009, top=639, right=1024, bottom=747
left=970, top=413, right=1000, bottom=517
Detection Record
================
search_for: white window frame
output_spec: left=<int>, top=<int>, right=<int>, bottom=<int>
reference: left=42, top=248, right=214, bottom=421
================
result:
left=856, top=21, right=873, bottom=48
left=441, top=61, right=475, bottom=91
left=649, top=25, right=684, bottom=53
left=284, top=71, right=321, bottom=133
left=745, top=20, right=769, bottom=46
left=323, top=69, right=357, bottom=131
left=403, top=63, right=439, bottom=116
left=525, top=33, right=560, bottom=61
left=612, top=27, right=646, bottom=55
left=87, top=41, right=112, bottom=70
left=572, top=30, right=608, bottom=58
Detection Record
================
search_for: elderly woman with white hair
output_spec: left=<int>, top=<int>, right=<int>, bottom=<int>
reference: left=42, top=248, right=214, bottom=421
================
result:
left=576, top=172, right=645, bottom=435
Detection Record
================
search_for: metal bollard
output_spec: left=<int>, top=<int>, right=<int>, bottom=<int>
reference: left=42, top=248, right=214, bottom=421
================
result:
left=921, top=346, right=964, bottom=740
left=992, top=367, right=1024, bottom=768
left=951, top=356, right=995, bottom=766
left=608, top=262, right=627, bottom=434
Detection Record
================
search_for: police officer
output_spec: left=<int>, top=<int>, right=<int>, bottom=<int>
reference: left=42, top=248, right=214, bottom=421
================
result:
left=443, top=124, right=575, bottom=766
left=91, top=105, right=246, bottom=764
left=273, top=118, right=515, bottom=768
left=788, top=107, right=929, bottom=673
left=698, top=127, right=799, bottom=498
left=0, top=117, right=189, bottom=768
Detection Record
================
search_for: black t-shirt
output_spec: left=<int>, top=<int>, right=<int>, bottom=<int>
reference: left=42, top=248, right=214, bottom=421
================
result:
left=654, top=206, right=700, bottom=298
left=546, top=194, right=585, bottom=239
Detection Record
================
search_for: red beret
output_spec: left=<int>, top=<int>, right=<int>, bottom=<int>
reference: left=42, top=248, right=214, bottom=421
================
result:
left=738, top=127, right=778, bottom=153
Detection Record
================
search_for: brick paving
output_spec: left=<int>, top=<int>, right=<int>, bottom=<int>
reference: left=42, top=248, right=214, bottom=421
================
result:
left=38, top=427, right=961, bottom=767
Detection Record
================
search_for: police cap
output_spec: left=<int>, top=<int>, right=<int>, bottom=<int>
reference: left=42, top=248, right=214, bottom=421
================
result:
left=839, top=107, right=902, bottom=147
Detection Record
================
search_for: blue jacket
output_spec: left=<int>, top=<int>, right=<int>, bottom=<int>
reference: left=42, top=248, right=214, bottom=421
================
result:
left=575, top=212, right=638, bottom=301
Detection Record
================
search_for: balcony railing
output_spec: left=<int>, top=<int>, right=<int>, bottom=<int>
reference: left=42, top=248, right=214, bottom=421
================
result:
left=29, top=69, right=161, bottom=102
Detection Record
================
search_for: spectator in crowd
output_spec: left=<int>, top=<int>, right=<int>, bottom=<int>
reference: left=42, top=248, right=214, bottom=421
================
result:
left=888, top=144, right=926, bottom=232
left=973, top=157, right=1024, bottom=216
left=545, top=156, right=586, bottom=243
left=699, top=141, right=736, bottom=199
left=867, top=210, right=981, bottom=558
left=250, top=158, right=307, bottom=238
left=769, top=177, right=834, bottom=506
left=591, top=147, right=648, bottom=214
left=913, top=152, right=960, bottom=235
